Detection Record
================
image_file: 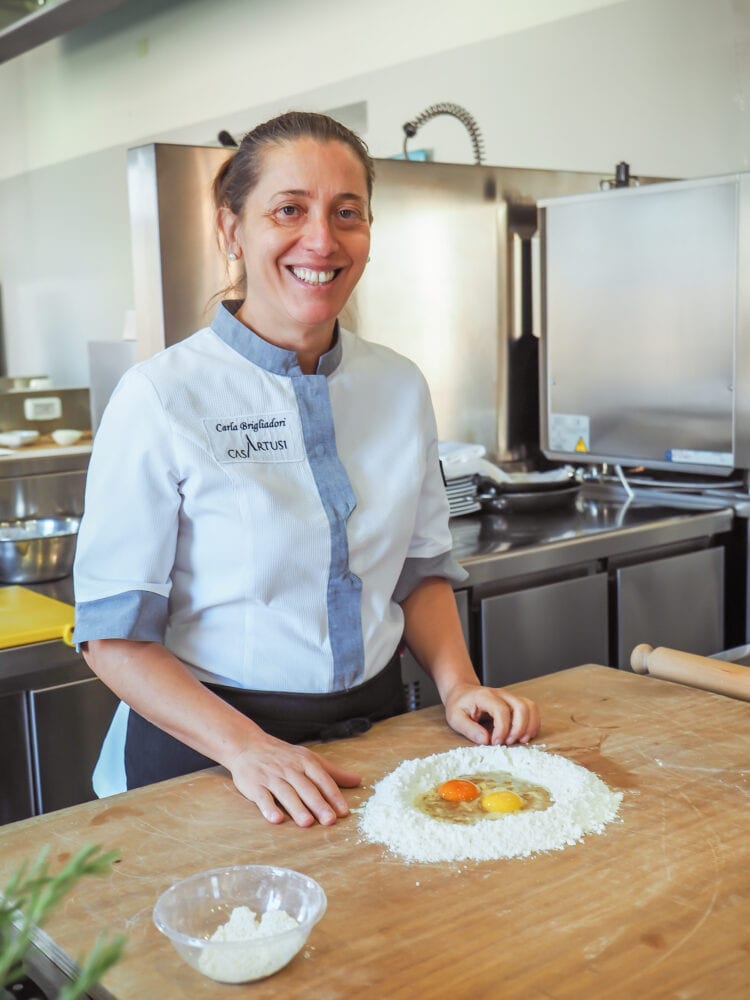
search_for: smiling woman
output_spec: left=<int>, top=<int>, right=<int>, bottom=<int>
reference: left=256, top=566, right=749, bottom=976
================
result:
left=212, top=113, right=374, bottom=373
left=220, top=146, right=370, bottom=370
left=73, top=110, right=540, bottom=831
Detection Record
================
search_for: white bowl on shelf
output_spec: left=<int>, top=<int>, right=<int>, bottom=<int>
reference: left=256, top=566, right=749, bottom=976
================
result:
left=0, top=429, right=39, bottom=448
left=51, top=428, right=83, bottom=446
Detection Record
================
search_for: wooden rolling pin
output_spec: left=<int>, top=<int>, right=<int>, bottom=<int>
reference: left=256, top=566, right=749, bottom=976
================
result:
left=631, top=644, right=750, bottom=702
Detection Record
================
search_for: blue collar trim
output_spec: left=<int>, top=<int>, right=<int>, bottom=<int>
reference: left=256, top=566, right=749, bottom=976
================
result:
left=211, top=300, right=342, bottom=377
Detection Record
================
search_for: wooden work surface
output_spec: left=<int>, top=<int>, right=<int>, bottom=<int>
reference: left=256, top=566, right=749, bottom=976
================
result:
left=1, top=665, right=749, bottom=999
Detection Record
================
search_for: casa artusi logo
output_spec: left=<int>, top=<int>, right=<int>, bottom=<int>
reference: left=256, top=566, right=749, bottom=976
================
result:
left=227, top=432, right=289, bottom=459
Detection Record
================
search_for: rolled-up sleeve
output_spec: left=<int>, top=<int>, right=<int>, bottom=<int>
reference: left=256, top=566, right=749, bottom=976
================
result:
left=73, top=369, right=180, bottom=644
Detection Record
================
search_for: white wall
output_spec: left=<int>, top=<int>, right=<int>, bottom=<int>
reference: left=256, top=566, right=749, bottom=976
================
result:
left=0, top=0, right=625, bottom=181
left=0, top=0, right=748, bottom=386
left=0, top=147, right=132, bottom=386
left=187, top=0, right=749, bottom=178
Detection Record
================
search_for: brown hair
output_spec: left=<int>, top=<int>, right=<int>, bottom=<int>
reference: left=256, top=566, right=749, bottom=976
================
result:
left=213, top=110, right=375, bottom=215
left=211, top=111, right=374, bottom=304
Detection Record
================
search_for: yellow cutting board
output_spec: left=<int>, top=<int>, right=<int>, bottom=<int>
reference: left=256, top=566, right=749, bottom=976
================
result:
left=0, top=585, right=75, bottom=649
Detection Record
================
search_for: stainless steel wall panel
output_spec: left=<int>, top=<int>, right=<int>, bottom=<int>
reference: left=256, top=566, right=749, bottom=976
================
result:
left=128, top=144, right=164, bottom=362
left=540, top=175, right=740, bottom=474
left=345, top=160, right=504, bottom=455
left=128, top=143, right=231, bottom=359
left=156, top=145, right=234, bottom=349
left=345, top=159, right=609, bottom=460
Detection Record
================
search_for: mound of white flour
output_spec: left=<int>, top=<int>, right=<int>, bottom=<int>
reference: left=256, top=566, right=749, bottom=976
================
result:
left=197, top=905, right=303, bottom=983
left=358, top=745, right=622, bottom=863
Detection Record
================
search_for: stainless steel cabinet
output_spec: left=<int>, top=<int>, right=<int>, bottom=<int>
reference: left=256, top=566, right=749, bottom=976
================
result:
left=0, top=691, right=34, bottom=824
left=615, top=546, right=725, bottom=668
left=28, top=677, right=119, bottom=814
left=476, top=544, right=725, bottom=683
left=0, top=644, right=119, bottom=824
left=480, top=573, right=609, bottom=686
left=401, top=589, right=470, bottom=710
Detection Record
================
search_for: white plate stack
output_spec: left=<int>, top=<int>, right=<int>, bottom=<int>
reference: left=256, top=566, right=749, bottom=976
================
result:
left=444, top=474, right=481, bottom=517
left=438, top=442, right=484, bottom=518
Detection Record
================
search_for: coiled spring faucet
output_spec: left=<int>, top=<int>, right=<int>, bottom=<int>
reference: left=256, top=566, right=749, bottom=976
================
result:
left=402, top=103, right=485, bottom=165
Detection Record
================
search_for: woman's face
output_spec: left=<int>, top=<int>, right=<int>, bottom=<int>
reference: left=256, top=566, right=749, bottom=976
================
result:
left=221, top=137, right=371, bottom=350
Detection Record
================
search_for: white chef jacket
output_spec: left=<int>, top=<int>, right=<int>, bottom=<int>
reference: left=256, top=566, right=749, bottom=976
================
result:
left=74, top=301, right=466, bottom=794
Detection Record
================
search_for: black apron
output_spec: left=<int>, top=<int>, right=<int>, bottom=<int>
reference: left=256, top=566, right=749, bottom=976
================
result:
left=123, top=650, right=406, bottom=790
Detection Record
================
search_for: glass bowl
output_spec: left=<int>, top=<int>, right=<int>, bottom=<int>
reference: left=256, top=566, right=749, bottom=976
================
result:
left=152, top=865, right=327, bottom=984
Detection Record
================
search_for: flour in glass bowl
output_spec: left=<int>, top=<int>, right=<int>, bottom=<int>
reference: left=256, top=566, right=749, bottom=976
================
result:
left=358, top=746, right=623, bottom=863
left=197, top=905, right=303, bottom=983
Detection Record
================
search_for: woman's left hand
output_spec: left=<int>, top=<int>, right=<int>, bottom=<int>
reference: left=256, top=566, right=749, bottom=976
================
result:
left=443, top=681, right=540, bottom=747
left=400, top=578, right=541, bottom=747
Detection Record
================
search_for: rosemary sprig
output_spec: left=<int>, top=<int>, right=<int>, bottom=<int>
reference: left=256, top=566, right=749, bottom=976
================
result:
left=58, top=931, right=127, bottom=1000
left=0, top=843, right=126, bottom=997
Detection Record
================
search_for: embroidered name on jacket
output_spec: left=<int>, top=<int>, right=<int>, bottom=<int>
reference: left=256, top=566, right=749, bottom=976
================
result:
left=203, top=411, right=304, bottom=463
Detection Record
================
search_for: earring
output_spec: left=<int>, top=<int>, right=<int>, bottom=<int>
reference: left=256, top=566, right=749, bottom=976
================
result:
left=227, top=251, right=238, bottom=262
left=367, top=256, right=371, bottom=263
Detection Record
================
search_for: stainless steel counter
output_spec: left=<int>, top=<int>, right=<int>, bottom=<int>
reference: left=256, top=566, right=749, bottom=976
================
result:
left=0, top=447, right=91, bottom=480
left=450, top=486, right=735, bottom=589
left=1, top=487, right=739, bottom=695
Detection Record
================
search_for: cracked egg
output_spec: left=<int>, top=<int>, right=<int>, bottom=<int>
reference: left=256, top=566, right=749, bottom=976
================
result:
left=415, top=772, right=553, bottom=824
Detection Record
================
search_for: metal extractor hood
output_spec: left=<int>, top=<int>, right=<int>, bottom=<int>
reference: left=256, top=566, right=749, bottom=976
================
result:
left=0, top=0, right=128, bottom=63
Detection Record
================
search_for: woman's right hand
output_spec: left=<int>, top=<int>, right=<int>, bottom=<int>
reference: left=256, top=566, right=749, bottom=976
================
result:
left=83, top=639, right=360, bottom=827
left=226, top=734, right=361, bottom=827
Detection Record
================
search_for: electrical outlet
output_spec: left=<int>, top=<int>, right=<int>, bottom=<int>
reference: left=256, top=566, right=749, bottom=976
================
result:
left=23, top=396, right=63, bottom=421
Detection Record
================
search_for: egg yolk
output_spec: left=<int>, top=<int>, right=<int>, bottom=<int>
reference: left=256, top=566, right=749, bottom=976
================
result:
left=481, top=790, right=524, bottom=813
left=438, top=779, right=481, bottom=802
